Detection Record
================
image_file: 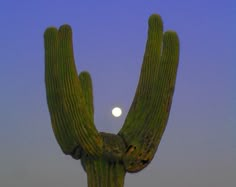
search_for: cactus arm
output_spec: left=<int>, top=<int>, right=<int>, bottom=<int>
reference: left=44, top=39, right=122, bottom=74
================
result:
left=118, top=14, right=180, bottom=172
left=78, top=71, right=94, bottom=121
left=70, top=71, right=95, bottom=160
left=44, top=25, right=103, bottom=157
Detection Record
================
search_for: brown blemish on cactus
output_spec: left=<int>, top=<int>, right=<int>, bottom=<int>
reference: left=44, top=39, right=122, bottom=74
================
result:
left=125, top=145, right=136, bottom=155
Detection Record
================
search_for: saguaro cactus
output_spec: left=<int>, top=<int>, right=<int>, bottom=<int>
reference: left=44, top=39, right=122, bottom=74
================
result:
left=44, top=14, right=179, bottom=187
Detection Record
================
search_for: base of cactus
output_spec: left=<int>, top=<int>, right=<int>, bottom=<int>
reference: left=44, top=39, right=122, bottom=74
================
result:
left=82, top=156, right=126, bottom=187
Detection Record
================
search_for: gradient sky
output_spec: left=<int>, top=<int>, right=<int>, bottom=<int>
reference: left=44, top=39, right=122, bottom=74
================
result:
left=0, top=0, right=235, bottom=186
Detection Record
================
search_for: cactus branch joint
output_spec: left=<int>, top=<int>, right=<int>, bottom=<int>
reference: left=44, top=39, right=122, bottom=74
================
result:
left=44, top=14, right=180, bottom=187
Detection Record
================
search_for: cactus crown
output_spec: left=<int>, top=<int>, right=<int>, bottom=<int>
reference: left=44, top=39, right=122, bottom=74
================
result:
left=44, top=14, right=179, bottom=187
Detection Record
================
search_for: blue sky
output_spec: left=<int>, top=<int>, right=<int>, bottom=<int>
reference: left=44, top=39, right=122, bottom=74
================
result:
left=0, top=0, right=235, bottom=186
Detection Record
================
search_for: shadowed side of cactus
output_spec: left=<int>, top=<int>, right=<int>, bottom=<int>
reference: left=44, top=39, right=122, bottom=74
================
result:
left=44, top=14, right=179, bottom=187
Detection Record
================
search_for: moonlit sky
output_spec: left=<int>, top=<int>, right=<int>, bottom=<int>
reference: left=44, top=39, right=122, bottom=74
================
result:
left=0, top=0, right=235, bottom=186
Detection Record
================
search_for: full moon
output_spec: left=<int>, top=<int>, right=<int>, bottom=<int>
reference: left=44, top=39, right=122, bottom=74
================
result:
left=112, top=107, right=122, bottom=117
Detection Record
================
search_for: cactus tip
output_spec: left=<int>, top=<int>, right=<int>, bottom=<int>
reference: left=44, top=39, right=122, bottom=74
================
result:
left=148, top=14, right=163, bottom=31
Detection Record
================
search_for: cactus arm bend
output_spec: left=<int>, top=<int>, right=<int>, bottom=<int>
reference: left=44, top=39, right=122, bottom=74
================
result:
left=44, top=25, right=103, bottom=157
left=118, top=14, right=180, bottom=172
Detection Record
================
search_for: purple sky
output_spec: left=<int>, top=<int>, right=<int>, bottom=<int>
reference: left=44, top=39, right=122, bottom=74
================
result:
left=0, top=0, right=235, bottom=186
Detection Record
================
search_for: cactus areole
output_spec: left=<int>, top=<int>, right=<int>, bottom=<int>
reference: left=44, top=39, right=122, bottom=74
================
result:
left=44, top=14, right=180, bottom=187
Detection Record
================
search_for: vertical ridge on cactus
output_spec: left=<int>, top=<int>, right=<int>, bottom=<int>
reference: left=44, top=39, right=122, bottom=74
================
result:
left=44, top=13, right=180, bottom=186
left=78, top=71, right=94, bottom=121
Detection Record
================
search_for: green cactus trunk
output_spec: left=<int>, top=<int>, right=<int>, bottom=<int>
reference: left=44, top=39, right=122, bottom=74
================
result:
left=83, top=157, right=126, bottom=187
left=80, top=132, right=127, bottom=187
left=44, top=14, right=180, bottom=186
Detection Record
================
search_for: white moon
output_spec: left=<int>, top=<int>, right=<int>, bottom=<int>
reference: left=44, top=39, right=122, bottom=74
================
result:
left=112, top=107, right=122, bottom=117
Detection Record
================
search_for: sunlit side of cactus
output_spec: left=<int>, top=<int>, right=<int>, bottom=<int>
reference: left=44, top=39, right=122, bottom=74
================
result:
left=44, top=14, right=179, bottom=187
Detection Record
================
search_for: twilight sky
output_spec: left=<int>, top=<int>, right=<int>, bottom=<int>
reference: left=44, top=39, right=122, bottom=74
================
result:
left=0, top=0, right=235, bottom=186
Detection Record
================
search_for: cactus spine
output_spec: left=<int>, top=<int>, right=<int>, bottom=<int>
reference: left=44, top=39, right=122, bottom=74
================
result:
left=44, top=14, right=180, bottom=187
